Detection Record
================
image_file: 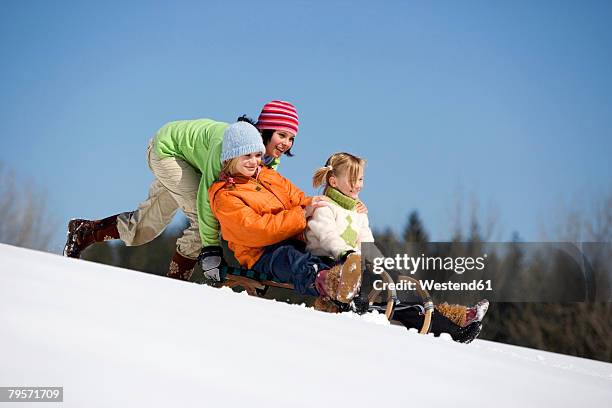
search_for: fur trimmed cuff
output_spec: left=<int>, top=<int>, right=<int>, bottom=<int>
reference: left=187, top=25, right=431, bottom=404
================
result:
left=435, top=303, right=467, bottom=327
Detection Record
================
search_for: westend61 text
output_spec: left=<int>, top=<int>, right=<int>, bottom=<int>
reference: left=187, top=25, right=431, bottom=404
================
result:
left=373, top=279, right=493, bottom=292
left=372, top=254, right=487, bottom=275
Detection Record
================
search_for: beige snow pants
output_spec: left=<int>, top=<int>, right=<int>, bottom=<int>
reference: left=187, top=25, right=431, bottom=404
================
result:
left=116, top=139, right=202, bottom=259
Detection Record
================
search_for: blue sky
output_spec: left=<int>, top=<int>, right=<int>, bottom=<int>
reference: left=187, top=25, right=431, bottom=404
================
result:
left=1, top=0, right=611, bottom=253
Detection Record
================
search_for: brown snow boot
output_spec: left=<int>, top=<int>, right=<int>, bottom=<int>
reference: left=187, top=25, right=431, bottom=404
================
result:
left=167, top=251, right=197, bottom=281
left=64, top=214, right=121, bottom=258
left=315, top=253, right=362, bottom=303
left=313, top=296, right=339, bottom=313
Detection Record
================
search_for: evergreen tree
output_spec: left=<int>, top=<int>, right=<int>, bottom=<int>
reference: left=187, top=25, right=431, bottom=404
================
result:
left=373, top=227, right=400, bottom=256
left=402, top=211, right=429, bottom=244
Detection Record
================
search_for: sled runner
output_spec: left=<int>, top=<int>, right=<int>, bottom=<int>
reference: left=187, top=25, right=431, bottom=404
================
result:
left=218, top=265, right=434, bottom=334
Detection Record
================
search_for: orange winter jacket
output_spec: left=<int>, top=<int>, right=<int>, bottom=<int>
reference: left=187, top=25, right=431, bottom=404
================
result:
left=209, top=166, right=312, bottom=268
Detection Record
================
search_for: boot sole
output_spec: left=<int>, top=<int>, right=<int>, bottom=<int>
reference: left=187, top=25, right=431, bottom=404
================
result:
left=465, top=299, right=490, bottom=326
left=63, top=219, right=84, bottom=258
left=336, top=253, right=363, bottom=303
left=476, top=299, right=489, bottom=322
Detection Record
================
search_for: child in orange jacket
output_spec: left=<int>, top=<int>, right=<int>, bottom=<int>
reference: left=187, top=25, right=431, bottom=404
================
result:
left=209, top=122, right=362, bottom=303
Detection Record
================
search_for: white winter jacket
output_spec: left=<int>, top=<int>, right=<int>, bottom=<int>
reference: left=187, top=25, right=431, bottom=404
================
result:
left=305, top=187, right=374, bottom=259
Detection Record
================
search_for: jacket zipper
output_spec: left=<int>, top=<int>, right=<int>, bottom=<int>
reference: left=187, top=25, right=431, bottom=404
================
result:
left=250, top=178, right=289, bottom=210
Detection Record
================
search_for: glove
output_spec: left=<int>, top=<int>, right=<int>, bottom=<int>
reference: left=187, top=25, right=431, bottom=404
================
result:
left=198, top=246, right=226, bottom=282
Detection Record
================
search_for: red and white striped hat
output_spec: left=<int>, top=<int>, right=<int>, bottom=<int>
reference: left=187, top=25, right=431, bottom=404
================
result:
left=256, top=100, right=299, bottom=135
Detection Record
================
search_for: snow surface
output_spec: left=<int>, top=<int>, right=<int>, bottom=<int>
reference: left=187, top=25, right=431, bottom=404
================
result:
left=1, top=243, right=611, bottom=408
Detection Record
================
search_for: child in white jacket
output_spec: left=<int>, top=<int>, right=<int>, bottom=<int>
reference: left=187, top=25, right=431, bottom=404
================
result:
left=306, top=153, right=489, bottom=339
left=306, top=152, right=373, bottom=261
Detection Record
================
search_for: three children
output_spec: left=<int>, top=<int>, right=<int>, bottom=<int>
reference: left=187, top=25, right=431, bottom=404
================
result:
left=209, top=122, right=363, bottom=304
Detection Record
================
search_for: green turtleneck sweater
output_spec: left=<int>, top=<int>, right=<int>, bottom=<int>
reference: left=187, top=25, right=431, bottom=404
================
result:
left=305, top=187, right=374, bottom=259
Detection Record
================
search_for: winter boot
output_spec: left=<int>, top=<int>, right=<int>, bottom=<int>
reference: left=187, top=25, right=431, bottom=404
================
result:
left=458, top=322, right=483, bottom=344
left=391, top=305, right=483, bottom=343
left=315, top=253, right=362, bottom=303
left=436, top=299, right=490, bottom=328
left=313, top=296, right=340, bottom=313
left=63, top=214, right=121, bottom=258
left=465, top=299, right=490, bottom=326
left=167, top=251, right=197, bottom=281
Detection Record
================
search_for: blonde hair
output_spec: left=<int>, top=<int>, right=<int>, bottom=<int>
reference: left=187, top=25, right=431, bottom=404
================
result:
left=221, top=157, right=242, bottom=177
left=312, top=152, right=366, bottom=189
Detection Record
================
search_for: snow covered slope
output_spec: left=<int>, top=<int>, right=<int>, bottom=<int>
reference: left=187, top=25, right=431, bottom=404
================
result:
left=1, top=243, right=611, bottom=407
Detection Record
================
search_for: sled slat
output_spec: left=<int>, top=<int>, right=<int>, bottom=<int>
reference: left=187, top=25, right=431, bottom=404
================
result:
left=261, top=281, right=294, bottom=290
left=226, top=275, right=265, bottom=296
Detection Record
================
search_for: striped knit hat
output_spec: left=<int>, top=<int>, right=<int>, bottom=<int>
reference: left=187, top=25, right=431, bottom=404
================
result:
left=256, top=100, right=299, bottom=135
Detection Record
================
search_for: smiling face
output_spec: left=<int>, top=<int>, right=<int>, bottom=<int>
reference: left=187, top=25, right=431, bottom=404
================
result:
left=329, top=168, right=364, bottom=199
left=234, top=152, right=263, bottom=177
left=265, top=130, right=295, bottom=158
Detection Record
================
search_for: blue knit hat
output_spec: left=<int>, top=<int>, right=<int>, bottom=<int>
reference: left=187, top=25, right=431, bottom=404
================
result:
left=221, top=122, right=266, bottom=163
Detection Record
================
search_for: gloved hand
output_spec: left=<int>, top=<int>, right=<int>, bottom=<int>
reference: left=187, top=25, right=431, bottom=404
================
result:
left=198, top=246, right=226, bottom=282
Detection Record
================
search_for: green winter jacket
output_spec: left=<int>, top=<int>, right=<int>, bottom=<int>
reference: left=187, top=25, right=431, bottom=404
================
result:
left=153, top=118, right=279, bottom=247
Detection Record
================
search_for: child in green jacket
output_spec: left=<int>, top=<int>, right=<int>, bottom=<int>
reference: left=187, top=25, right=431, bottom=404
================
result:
left=64, top=101, right=299, bottom=281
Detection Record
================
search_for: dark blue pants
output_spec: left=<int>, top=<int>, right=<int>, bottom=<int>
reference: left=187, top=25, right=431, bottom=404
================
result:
left=253, top=241, right=334, bottom=296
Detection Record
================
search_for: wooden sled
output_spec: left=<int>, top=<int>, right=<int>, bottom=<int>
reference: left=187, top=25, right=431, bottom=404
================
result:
left=220, top=266, right=434, bottom=334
